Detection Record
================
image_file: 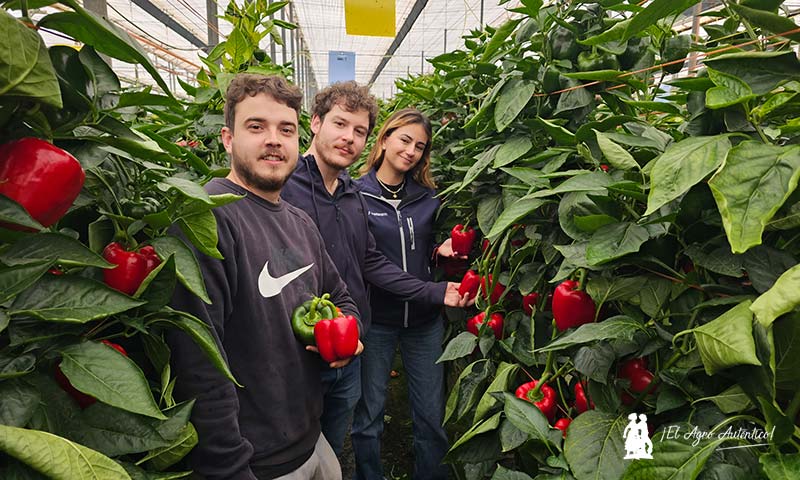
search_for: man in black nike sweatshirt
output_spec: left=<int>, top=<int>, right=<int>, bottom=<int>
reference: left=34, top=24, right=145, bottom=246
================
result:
left=167, top=74, right=360, bottom=480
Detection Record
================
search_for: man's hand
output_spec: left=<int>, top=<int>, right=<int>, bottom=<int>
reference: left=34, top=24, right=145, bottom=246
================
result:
left=436, top=237, right=468, bottom=260
left=306, top=340, right=364, bottom=368
left=444, top=282, right=473, bottom=307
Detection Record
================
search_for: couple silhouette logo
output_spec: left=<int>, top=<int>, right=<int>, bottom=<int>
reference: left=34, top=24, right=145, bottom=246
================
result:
left=623, top=413, right=653, bottom=460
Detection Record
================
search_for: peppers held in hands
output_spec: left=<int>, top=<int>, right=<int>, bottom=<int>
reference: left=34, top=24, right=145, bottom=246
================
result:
left=552, top=280, right=596, bottom=331
left=314, top=315, right=359, bottom=363
left=450, top=224, right=476, bottom=256
left=515, top=380, right=556, bottom=420
left=291, top=294, right=339, bottom=345
left=457, top=270, right=481, bottom=300
left=0, top=137, right=85, bottom=228
left=466, top=312, right=504, bottom=339
left=102, top=242, right=161, bottom=295
left=522, top=292, right=540, bottom=316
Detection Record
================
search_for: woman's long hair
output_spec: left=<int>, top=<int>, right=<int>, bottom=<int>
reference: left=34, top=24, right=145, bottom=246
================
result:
left=359, top=108, right=435, bottom=189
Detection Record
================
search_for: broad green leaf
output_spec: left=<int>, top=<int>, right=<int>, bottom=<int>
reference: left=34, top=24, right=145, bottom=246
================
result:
left=493, top=136, right=533, bottom=168
left=455, top=145, right=501, bottom=194
left=585, top=277, right=644, bottom=303
left=500, top=167, right=550, bottom=189
left=595, top=130, right=637, bottom=170
left=150, top=236, right=211, bottom=304
left=692, top=384, right=752, bottom=413
left=450, top=412, right=502, bottom=452
left=39, top=2, right=172, bottom=97
left=703, top=50, right=800, bottom=95
left=586, top=222, right=649, bottom=265
left=0, top=261, right=50, bottom=304
left=10, top=276, right=146, bottom=322
left=437, top=332, right=478, bottom=363
left=731, top=4, right=800, bottom=43
left=536, top=117, right=576, bottom=145
left=0, top=196, right=43, bottom=231
left=554, top=87, right=594, bottom=116
left=539, top=316, right=644, bottom=352
left=502, top=393, right=558, bottom=445
left=0, top=353, right=35, bottom=379
left=760, top=453, right=800, bottom=480
left=487, top=197, right=546, bottom=241
left=684, top=245, right=744, bottom=278
left=559, top=192, right=613, bottom=241
left=646, top=135, right=732, bottom=216
left=68, top=402, right=191, bottom=456
left=60, top=341, right=165, bottom=419
left=623, top=435, right=727, bottom=480
left=692, top=301, right=761, bottom=376
left=444, top=360, right=492, bottom=425
left=531, top=171, right=613, bottom=199
left=0, top=10, right=61, bottom=108
left=0, top=424, right=131, bottom=479
left=564, top=411, right=628, bottom=480
left=144, top=422, right=198, bottom=471
left=0, top=379, right=40, bottom=427
left=482, top=18, right=520, bottom=61
left=0, top=233, right=113, bottom=268
left=581, top=0, right=700, bottom=46
left=750, top=263, right=800, bottom=327
left=491, top=465, right=534, bottom=480
left=495, top=78, right=536, bottom=132
left=162, top=177, right=214, bottom=205
left=155, top=312, right=238, bottom=386
left=774, top=314, right=800, bottom=391
left=709, top=142, right=800, bottom=253
left=474, top=363, right=519, bottom=423
left=477, top=195, right=503, bottom=237
left=706, top=68, right=756, bottom=109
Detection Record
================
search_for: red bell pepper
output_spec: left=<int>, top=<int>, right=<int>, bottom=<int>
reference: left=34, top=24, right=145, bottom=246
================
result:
left=0, top=137, right=85, bottom=228
left=554, top=418, right=572, bottom=437
left=451, top=224, right=476, bottom=255
left=314, top=315, right=359, bottom=363
left=552, top=280, right=596, bottom=331
left=102, top=242, right=162, bottom=295
left=457, top=270, right=481, bottom=300
left=574, top=380, right=594, bottom=413
left=466, top=312, right=504, bottom=339
left=515, top=380, right=556, bottom=419
left=480, top=274, right=505, bottom=305
left=522, top=292, right=540, bottom=316
left=619, top=358, right=648, bottom=379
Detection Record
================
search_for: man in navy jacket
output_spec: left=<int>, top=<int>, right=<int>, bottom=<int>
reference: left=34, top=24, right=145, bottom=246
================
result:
left=281, top=81, right=469, bottom=457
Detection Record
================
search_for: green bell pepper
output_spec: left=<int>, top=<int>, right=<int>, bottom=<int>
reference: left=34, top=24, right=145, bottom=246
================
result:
left=291, top=293, right=338, bottom=345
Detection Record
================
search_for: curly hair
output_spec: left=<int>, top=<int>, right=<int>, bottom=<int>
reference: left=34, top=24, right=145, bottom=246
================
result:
left=311, top=81, right=379, bottom=134
left=359, top=108, right=435, bottom=189
left=224, top=73, right=302, bottom=130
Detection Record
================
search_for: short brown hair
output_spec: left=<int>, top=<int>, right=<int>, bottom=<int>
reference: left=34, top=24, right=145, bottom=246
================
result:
left=224, top=73, right=303, bottom=129
left=311, top=81, right=379, bottom=134
left=359, top=108, right=435, bottom=189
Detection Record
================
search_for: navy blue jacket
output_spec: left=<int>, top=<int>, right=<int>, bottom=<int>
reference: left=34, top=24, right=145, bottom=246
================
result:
left=281, top=155, right=447, bottom=333
left=356, top=169, right=443, bottom=328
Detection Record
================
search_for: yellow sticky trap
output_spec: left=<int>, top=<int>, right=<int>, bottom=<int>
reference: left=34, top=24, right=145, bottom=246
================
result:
left=344, top=0, right=396, bottom=37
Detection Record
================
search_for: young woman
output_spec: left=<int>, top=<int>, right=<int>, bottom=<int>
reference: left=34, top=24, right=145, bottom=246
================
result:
left=351, top=108, right=459, bottom=480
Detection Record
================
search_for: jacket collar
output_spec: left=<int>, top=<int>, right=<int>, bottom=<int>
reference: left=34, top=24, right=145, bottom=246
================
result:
left=298, top=154, right=359, bottom=195
left=360, top=168, right=430, bottom=199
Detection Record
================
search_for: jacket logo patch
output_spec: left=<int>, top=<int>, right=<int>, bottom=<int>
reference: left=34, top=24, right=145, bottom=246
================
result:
left=368, top=211, right=389, bottom=217
left=258, top=261, right=313, bottom=298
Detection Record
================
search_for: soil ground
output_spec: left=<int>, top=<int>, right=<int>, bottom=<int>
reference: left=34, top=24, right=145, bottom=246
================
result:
left=339, top=352, right=416, bottom=479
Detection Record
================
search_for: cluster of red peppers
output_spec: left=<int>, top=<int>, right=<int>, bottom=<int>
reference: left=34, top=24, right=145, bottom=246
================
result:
left=0, top=137, right=85, bottom=229
left=291, top=294, right=359, bottom=362
left=619, top=358, right=656, bottom=405
left=55, top=340, right=127, bottom=408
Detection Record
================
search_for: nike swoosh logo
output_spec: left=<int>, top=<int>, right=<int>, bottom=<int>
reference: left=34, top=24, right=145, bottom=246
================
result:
left=258, top=261, right=314, bottom=298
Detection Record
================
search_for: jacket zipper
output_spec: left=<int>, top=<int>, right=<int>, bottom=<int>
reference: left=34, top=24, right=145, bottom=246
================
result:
left=363, top=191, right=420, bottom=327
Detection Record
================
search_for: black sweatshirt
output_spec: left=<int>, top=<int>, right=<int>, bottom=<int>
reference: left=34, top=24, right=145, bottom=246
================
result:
left=167, top=178, right=359, bottom=479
